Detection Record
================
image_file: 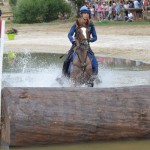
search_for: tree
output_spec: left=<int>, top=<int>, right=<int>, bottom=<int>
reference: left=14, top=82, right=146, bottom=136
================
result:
left=9, top=0, right=17, bottom=6
left=13, top=0, right=71, bottom=23
left=68, top=0, right=83, bottom=16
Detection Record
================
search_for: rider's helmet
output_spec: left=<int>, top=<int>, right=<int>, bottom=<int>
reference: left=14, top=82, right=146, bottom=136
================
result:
left=80, top=6, right=90, bottom=14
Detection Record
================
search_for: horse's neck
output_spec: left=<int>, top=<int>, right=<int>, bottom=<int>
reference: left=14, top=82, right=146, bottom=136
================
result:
left=77, top=49, right=87, bottom=63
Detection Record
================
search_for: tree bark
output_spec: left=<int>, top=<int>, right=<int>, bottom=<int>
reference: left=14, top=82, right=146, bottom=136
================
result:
left=69, top=0, right=78, bottom=17
left=1, top=86, right=150, bottom=147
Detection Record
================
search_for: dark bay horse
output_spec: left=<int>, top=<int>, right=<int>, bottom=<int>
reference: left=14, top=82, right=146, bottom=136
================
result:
left=69, top=19, right=97, bottom=87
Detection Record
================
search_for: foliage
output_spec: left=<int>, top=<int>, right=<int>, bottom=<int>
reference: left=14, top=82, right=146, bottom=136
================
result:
left=9, top=0, right=18, bottom=6
left=6, top=28, right=18, bottom=34
left=13, top=0, right=71, bottom=23
left=75, top=0, right=83, bottom=9
left=69, top=0, right=83, bottom=8
left=13, top=0, right=40, bottom=23
left=68, top=0, right=83, bottom=16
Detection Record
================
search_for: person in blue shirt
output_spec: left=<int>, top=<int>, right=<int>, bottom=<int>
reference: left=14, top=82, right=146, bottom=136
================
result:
left=62, top=6, right=98, bottom=77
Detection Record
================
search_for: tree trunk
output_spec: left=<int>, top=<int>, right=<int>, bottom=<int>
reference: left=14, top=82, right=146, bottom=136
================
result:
left=1, top=86, right=150, bottom=147
left=69, top=0, right=78, bottom=17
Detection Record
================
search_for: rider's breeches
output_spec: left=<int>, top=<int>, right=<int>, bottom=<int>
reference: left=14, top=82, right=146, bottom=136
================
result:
left=88, top=47, right=98, bottom=75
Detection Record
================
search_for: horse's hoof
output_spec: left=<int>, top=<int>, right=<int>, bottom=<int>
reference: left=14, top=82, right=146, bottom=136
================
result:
left=88, top=83, right=94, bottom=87
left=90, top=83, right=94, bottom=87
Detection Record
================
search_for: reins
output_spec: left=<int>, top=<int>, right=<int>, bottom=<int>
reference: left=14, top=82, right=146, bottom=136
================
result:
left=77, top=51, right=88, bottom=72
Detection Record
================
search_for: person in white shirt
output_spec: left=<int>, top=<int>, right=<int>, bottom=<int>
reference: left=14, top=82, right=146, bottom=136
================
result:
left=134, top=0, right=140, bottom=8
left=134, top=0, right=141, bottom=20
left=125, top=10, right=133, bottom=22
left=108, top=2, right=113, bottom=20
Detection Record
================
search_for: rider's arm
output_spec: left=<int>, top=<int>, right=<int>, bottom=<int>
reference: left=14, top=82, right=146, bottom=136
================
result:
left=89, top=23, right=97, bottom=42
left=68, top=23, right=76, bottom=44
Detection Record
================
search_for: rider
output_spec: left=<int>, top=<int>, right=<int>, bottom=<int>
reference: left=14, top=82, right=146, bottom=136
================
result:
left=63, top=5, right=98, bottom=77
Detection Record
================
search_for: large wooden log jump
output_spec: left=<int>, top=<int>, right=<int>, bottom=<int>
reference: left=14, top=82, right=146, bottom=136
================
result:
left=1, top=86, right=150, bottom=147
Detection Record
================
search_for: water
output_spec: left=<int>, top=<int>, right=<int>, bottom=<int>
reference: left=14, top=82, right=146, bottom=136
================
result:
left=2, top=52, right=150, bottom=88
left=1, top=52, right=150, bottom=150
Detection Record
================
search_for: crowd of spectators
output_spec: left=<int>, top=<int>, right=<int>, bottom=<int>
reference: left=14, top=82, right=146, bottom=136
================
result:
left=83, top=0, right=150, bottom=22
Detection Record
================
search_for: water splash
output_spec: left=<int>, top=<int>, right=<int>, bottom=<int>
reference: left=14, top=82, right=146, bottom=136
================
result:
left=2, top=52, right=150, bottom=88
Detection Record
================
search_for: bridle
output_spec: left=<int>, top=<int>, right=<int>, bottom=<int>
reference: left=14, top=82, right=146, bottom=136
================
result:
left=75, top=26, right=90, bottom=47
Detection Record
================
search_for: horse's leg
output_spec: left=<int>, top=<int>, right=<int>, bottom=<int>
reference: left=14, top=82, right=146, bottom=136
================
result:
left=87, top=77, right=94, bottom=87
left=88, top=82, right=94, bottom=87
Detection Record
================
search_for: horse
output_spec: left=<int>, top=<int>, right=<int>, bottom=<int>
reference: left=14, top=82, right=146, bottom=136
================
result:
left=56, top=19, right=101, bottom=87
left=68, top=19, right=98, bottom=87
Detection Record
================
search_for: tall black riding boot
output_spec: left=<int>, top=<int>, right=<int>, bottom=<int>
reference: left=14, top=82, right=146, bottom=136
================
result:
left=62, top=60, right=70, bottom=76
left=62, top=46, right=74, bottom=76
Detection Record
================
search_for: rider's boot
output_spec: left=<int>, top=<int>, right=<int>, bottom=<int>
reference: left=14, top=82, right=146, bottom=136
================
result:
left=62, top=60, right=70, bottom=76
left=88, top=48, right=102, bottom=84
left=62, top=46, right=74, bottom=76
left=88, top=47, right=98, bottom=75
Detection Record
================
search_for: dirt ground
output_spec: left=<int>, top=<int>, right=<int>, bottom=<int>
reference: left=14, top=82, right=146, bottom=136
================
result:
left=4, top=22, right=150, bottom=63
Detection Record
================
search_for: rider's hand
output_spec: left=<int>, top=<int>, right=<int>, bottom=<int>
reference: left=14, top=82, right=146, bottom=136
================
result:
left=72, top=41, right=77, bottom=46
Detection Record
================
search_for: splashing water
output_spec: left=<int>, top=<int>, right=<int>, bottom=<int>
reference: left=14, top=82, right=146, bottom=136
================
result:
left=2, top=52, right=150, bottom=88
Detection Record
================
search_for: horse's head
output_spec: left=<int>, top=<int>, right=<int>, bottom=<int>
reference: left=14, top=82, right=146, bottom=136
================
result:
left=75, top=19, right=90, bottom=48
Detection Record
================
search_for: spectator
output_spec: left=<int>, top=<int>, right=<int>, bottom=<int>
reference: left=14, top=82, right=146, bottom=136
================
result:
left=134, top=0, right=140, bottom=8
left=124, top=1, right=129, bottom=17
left=143, top=0, right=150, bottom=11
left=102, top=2, right=108, bottom=19
left=138, top=0, right=143, bottom=8
left=129, top=1, right=134, bottom=8
left=114, top=13, right=122, bottom=21
left=125, top=10, right=134, bottom=21
left=112, top=1, right=116, bottom=19
left=90, top=4, right=95, bottom=19
left=108, top=2, right=113, bottom=20
left=115, top=0, right=121, bottom=15
left=96, top=2, right=103, bottom=21
left=134, top=0, right=140, bottom=20
left=138, top=0, right=143, bottom=17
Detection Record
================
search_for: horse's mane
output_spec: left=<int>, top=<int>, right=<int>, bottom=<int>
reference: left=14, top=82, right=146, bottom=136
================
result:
left=76, top=18, right=89, bottom=28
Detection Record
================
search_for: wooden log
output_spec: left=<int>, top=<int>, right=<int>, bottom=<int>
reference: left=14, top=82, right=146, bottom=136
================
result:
left=1, top=86, right=150, bottom=147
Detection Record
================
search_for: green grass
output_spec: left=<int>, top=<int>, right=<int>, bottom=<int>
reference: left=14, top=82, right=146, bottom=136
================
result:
left=5, top=16, right=150, bottom=27
left=94, top=19, right=150, bottom=26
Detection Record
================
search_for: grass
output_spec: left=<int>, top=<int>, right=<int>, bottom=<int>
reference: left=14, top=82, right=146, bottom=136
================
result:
left=94, top=19, right=150, bottom=26
left=5, top=18, right=150, bottom=27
